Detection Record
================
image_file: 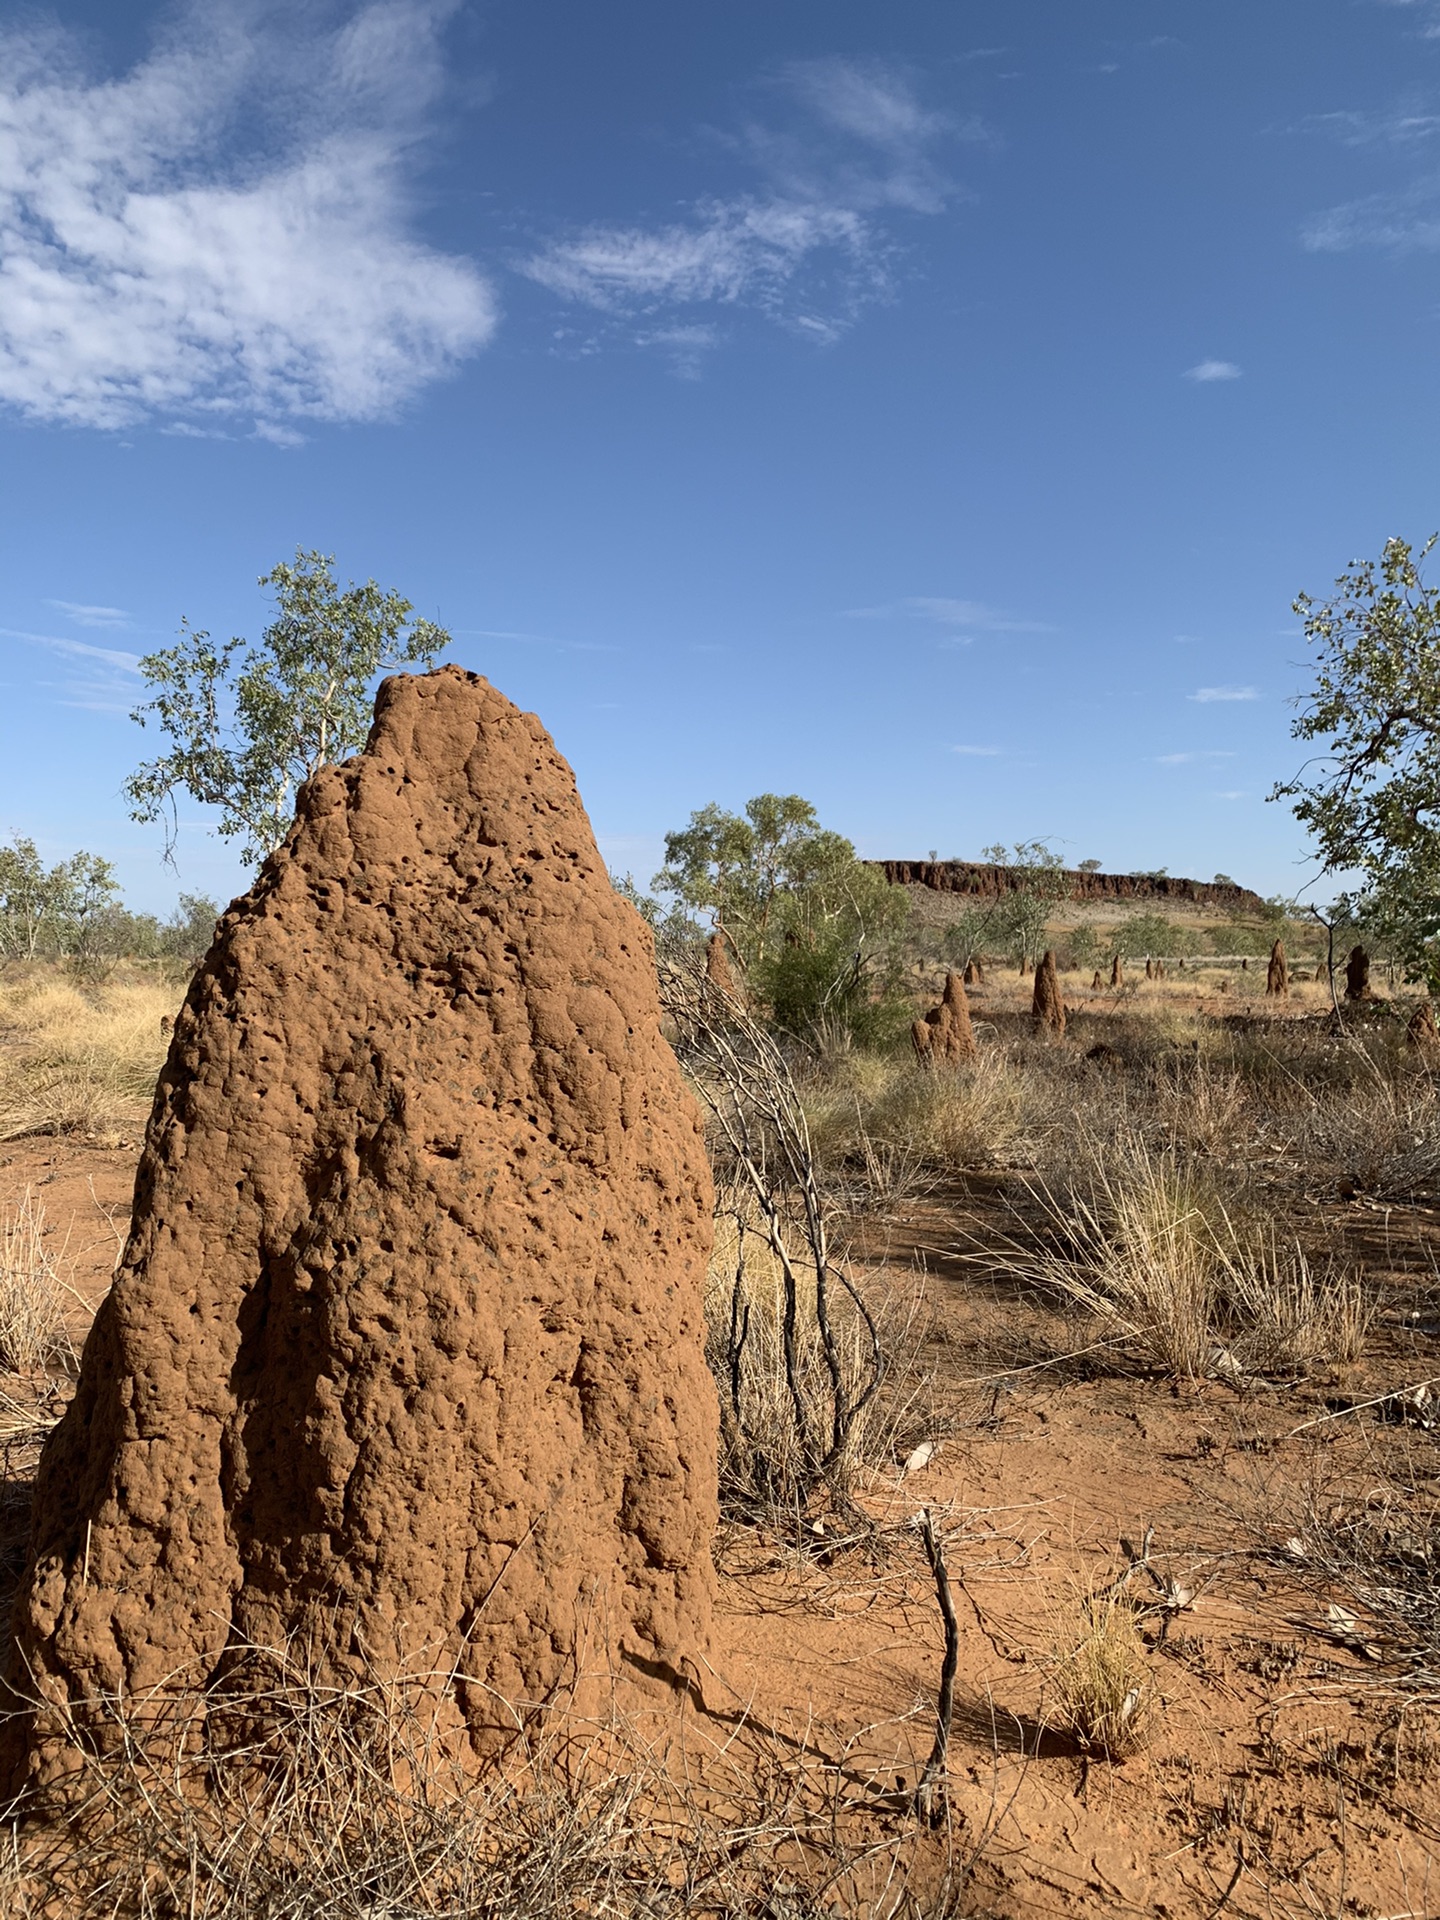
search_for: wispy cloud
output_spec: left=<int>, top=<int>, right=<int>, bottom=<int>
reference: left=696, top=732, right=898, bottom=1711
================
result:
left=1189, top=685, right=1260, bottom=702
left=0, top=628, right=143, bottom=673
left=1184, top=359, right=1242, bottom=382
left=846, top=596, right=1054, bottom=634
left=1303, top=173, right=1440, bottom=251
left=46, top=600, right=131, bottom=629
left=0, top=1, right=496, bottom=436
left=524, top=202, right=873, bottom=311
left=1300, top=106, right=1440, bottom=147
left=0, top=626, right=143, bottom=712
left=1154, top=749, right=1237, bottom=764
left=1364, top=0, right=1440, bottom=38
left=1213, top=790, right=1248, bottom=801
left=521, top=59, right=969, bottom=356
left=950, top=743, right=1000, bottom=756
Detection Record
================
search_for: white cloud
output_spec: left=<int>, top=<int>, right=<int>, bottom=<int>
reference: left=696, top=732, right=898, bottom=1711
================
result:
left=524, top=201, right=870, bottom=311
left=0, top=625, right=143, bottom=712
left=1184, top=359, right=1242, bottom=382
left=1154, top=750, right=1237, bottom=764
left=847, top=595, right=1054, bottom=633
left=1189, top=685, right=1260, bottom=702
left=950, top=743, right=1000, bottom=756
left=0, top=2, right=496, bottom=435
left=1303, top=175, right=1440, bottom=251
left=520, top=59, right=962, bottom=352
left=47, top=599, right=131, bottom=629
left=1302, top=107, right=1440, bottom=147
left=0, top=628, right=142, bottom=673
left=1213, top=790, right=1248, bottom=801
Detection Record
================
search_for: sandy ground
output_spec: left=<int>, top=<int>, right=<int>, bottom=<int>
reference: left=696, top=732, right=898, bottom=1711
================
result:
left=2, top=986, right=1438, bottom=1917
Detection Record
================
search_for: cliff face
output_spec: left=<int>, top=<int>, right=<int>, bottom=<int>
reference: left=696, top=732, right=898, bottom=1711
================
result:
left=873, top=861, right=1267, bottom=913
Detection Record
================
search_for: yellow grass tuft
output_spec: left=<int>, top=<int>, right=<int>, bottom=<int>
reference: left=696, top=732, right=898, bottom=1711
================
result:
left=0, top=1187, right=74, bottom=1372
left=1046, top=1586, right=1153, bottom=1759
left=0, top=971, right=178, bottom=1140
left=981, top=1129, right=1372, bottom=1380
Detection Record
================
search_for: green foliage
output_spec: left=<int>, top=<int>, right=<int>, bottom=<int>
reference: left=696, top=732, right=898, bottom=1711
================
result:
left=1112, top=912, right=1173, bottom=960
left=1067, top=922, right=1102, bottom=971
left=161, top=893, right=222, bottom=963
left=1273, top=534, right=1440, bottom=986
left=1110, top=913, right=1208, bottom=960
left=926, top=902, right=998, bottom=973
left=0, top=837, right=120, bottom=961
left=654, top=794, right=909, bottom=1041
left=126, top=550, right=451, bottom=867
left=610, top=871, right=699, bottom=946
left=978, top=841, right=1071, bottom=966
left=1077, top=858, right=1103, bottom=874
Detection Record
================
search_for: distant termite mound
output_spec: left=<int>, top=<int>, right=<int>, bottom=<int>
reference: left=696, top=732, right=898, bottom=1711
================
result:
left=705, top=929, right=740, bottom=1003
left=1266, top=940, right=1289, bottom=998
left=912, top=972, right=978, bottom=1065
left=1031, top=949, right=1066, bottom=1037
left=1345, top=945, right=1374, bottom=1003
left=1110, top=954, right=1124, bottom=990
left=2, top=666, right=717, bottom=1802
left=1408, top=1000, right=1440, bottom=1049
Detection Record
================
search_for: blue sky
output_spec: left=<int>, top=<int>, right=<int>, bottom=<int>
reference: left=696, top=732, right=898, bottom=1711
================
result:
left=1, top=0, right=1438, bottom=913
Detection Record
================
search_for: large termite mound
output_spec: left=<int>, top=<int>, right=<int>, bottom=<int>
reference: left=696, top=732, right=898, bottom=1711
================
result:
left=2, top=666, right=717, bottom=1798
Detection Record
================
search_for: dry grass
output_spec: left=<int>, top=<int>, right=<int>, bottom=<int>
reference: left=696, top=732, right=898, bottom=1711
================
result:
left=801, top=1051, right=1039, bottom=1186
left=1044, top=1586, right=1154, bottom=1760
left=1271, top=1446, right=1440, bottom=1689
left=0, top=1189, right=74, bottom=1373
left=0, top=1640, right=972, bottom=1919
left=0, top=972, right=177, bottom=1141
left=971, top=1131, right=1372, bottom=1380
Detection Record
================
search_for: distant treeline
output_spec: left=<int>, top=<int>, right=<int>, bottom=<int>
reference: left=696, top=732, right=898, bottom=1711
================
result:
left=0, top=836, right=218, bottom=966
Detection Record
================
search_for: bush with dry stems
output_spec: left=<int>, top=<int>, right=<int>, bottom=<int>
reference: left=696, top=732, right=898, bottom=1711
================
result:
left=1045, top=1587, right=1153, bottom=1760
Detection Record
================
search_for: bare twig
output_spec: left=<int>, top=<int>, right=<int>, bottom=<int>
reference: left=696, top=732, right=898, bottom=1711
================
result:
left=912, top=1508, right=959, bottom=1828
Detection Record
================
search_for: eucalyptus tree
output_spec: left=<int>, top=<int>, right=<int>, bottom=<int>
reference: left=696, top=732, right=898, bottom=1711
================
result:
left=126, top=550, right=451, bottom=866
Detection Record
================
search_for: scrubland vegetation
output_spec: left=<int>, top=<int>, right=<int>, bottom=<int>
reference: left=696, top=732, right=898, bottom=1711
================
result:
left=5, top=882, right=1435, bottom=1911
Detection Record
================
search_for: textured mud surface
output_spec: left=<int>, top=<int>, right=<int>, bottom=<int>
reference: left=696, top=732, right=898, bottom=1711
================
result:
left=1, top=667, right=717, bottom=1795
